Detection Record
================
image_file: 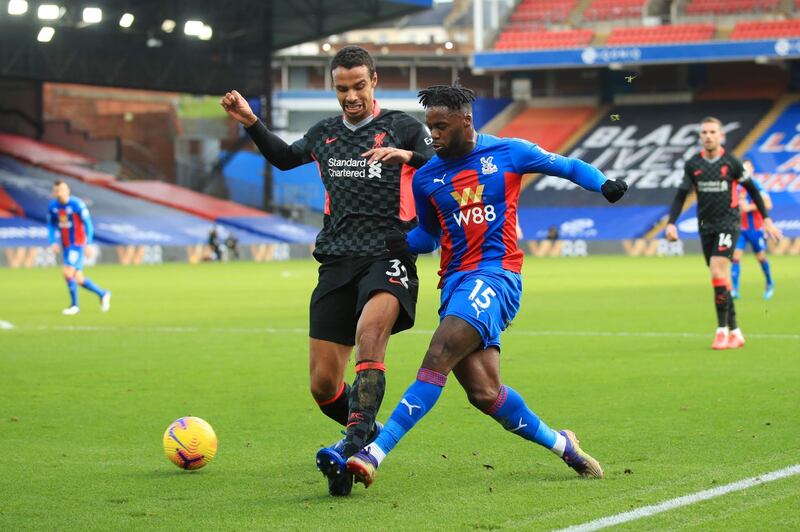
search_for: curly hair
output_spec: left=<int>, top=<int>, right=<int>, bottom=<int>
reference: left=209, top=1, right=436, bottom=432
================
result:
left=330, top=45, right=376, bottom=78
left=417, top=83, right=476, bottom=113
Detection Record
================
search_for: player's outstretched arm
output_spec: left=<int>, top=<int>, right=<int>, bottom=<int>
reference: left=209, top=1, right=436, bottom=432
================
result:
left=665, top=188, right=689, bottom=242
left=741, top=180, right=783, bottom=240
left=78, top=201, right=94, bottom=245
left=221, top=89, right=309, bottom=171
left=362, top=147, right=414, bottom=166
left=508, top=140, right=626, bottom=202
left=386, top=180, right=442, bottom=257
left=46, top=209, right=59, bottom=253
left=220, top=90, right=258, bottom=127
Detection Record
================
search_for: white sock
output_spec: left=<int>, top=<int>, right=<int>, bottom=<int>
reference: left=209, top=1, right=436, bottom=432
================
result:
left=551, top=433, right=567, bottom=457
left=364, top=442, right=386, bottom=466
left=716, top=326, right=729, bottom=335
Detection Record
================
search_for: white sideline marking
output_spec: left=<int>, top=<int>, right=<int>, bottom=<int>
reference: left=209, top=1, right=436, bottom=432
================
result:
left=2, top=325, right=798, bottom=340
left=557, top=464, right=800, bottom=532
left=0, top=320, right=14, bottom=330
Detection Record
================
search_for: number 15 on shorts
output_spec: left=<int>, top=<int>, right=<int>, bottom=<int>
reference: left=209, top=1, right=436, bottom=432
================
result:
left=468, top=279, right=496, bottom=319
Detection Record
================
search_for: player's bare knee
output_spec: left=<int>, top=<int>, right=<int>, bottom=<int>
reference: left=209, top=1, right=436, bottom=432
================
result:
left=466, top=387, right=496, bottom=411
left=354, top=327, right=390, bottom=361
left=423, top=338, right=458, bottom=373
left=310, top=376, right=340, bottom=404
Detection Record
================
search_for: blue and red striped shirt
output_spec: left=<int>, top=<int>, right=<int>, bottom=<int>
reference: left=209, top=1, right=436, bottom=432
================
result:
left=740, top=179, right=766, bottom=230
left=407, top=134, right=607, bottom=281
left=47, top=197, right=93, bottom=248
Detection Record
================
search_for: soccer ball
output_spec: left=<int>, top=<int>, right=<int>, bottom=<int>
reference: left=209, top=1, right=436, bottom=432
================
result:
left=163, top=416, right=218, bottom=470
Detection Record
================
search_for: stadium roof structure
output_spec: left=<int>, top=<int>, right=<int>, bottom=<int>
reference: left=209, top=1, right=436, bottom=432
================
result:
left=0, top=0, right=433, bottom=94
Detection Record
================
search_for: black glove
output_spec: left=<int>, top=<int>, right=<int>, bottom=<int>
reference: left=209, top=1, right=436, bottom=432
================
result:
left=385, top=229, right=409, bottom=257
left=601, top=179, right=628, bottom=203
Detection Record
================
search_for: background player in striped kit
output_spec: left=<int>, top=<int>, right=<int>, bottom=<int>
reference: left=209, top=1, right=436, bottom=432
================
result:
left=731, top=159, right=775, bottom=300
left=47, top=180, right=111, bottom=315
left=221, top=46, right=434, bottom=496
left=346, top=83, right=628, bottom=488
left=666, top=118, right=781, bottom=350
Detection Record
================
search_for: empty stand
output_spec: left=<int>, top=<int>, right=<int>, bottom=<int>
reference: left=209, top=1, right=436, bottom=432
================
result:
left=508, top=0, right=577, bottom=25
left=0, top=184, right=24, bottom=217
left=685, top=0, right=780, bottom=15
left=498, top=107, right=597, bottom=153
left=104, top=180, right=266, bottom=221
left=731, top=19, right=800, bottom=40
left=584, top=0, right=646, bottom=21
left=606, top=24, right=715, bottom=45
left=0, top=132, right=116, bottom=184
left=495, top=29, right=593, bottom=50
left=0, top=132, right=92, bottom=166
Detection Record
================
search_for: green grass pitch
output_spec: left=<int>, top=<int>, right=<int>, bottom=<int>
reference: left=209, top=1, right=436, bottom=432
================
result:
left=1, top=255, right=799, bottom=530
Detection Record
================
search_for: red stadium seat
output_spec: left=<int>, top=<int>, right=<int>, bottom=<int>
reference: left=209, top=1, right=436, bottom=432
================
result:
left=584, top=0, right=646, bottom=21
left=685, top=0, right=779, bottom=15
left=494, top=29, right=593, bottom=51
left=507, top=0, right=577, bottom=24
left=606, top=24, right=715, bottom=45
left=498, top=107, right=597, bottom=154
left=731, top=19, right=800, bottom=40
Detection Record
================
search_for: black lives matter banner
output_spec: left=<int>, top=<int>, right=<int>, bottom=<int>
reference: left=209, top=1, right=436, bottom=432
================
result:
left=520, top=100, right=772, bottom=207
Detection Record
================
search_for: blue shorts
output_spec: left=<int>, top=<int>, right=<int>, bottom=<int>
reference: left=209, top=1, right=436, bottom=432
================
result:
left=736, top=229, right=766, bottom=253
left=439, top=267, right=522, bottom=350
left=63, top=246, right=85, bottom=270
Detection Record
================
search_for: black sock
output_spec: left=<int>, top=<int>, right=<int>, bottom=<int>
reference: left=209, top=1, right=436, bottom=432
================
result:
left=317, top=382, right=350, bottom=426
left=343, top=361, right=386, bottom=457
left=728, top=290, right=738, bottom=330
left=713, top=280, right=729, bottom=328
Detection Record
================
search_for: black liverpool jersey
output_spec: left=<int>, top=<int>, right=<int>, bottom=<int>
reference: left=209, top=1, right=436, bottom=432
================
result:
left=271, top=107, right=432, bottom=256
left=680, top=149, right=747, bottom=233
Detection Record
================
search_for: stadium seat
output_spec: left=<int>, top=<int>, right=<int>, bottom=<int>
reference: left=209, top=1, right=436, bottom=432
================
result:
left=508, top=0, right=577, bottom=24
left=731, top=19, right=800, bottom=40
left=584, top=0, right=646, bottom=21
left=494, top=29, right=593, bottom=51
left=498, top=107, right=597, bottom=153
left=685, top=0, right=780, bottom=15
left=606, top=24, right=715, bottom=46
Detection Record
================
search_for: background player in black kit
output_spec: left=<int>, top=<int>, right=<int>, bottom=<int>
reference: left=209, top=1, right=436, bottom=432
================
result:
left=221, top=46, right=434, bottom=496
left=665, top=117, right=782, bottom=350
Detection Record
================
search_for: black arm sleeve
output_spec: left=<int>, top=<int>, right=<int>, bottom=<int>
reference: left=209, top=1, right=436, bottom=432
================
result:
left=669, top=163, right=694, bottom=223
left=668, top=188, right=690, bottom=224
left=245, top=120, right=311, bottom=170
left=740, top=179, right=769, bottom=219
left=397, top=115, right=434, bottom=169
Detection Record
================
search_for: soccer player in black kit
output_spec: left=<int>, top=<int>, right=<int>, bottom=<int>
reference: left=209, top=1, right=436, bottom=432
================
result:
left=221, top=46, right=434, bottom=496
left=665, top=117, right=782, bottom=350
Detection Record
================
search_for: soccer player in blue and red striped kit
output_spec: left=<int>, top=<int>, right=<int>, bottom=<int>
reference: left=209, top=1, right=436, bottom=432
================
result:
left=732, top=159, right=775, bottom=300
left=346, top=83, right=628, bottom=488
left=48, top=180, right=111, bottom=315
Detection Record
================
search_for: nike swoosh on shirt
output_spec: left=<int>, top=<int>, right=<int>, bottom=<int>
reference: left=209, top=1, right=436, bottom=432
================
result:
left=325, top=137, right=337, bottom=144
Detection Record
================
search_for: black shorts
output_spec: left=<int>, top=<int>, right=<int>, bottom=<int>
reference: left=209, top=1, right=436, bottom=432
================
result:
left=309, top=254, right=419, bottom=346
left=700, top=229, right=739, bottom=265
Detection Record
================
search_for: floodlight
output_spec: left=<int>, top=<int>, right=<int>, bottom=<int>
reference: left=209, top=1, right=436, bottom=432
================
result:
left=184, top=20, right=204, bottom=36
left=161, top=19, right=175, bottom=33
left=82, top=7, right=101, bottom=23
left=37, top=4, right=60, bottom=20
left=37, top=26, right=55, bottom=42
left=198, top=24, right=212, bottom=41
left=119, top=13, right=134, bottom=28
left=8, top=0, right=28, bottom=15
